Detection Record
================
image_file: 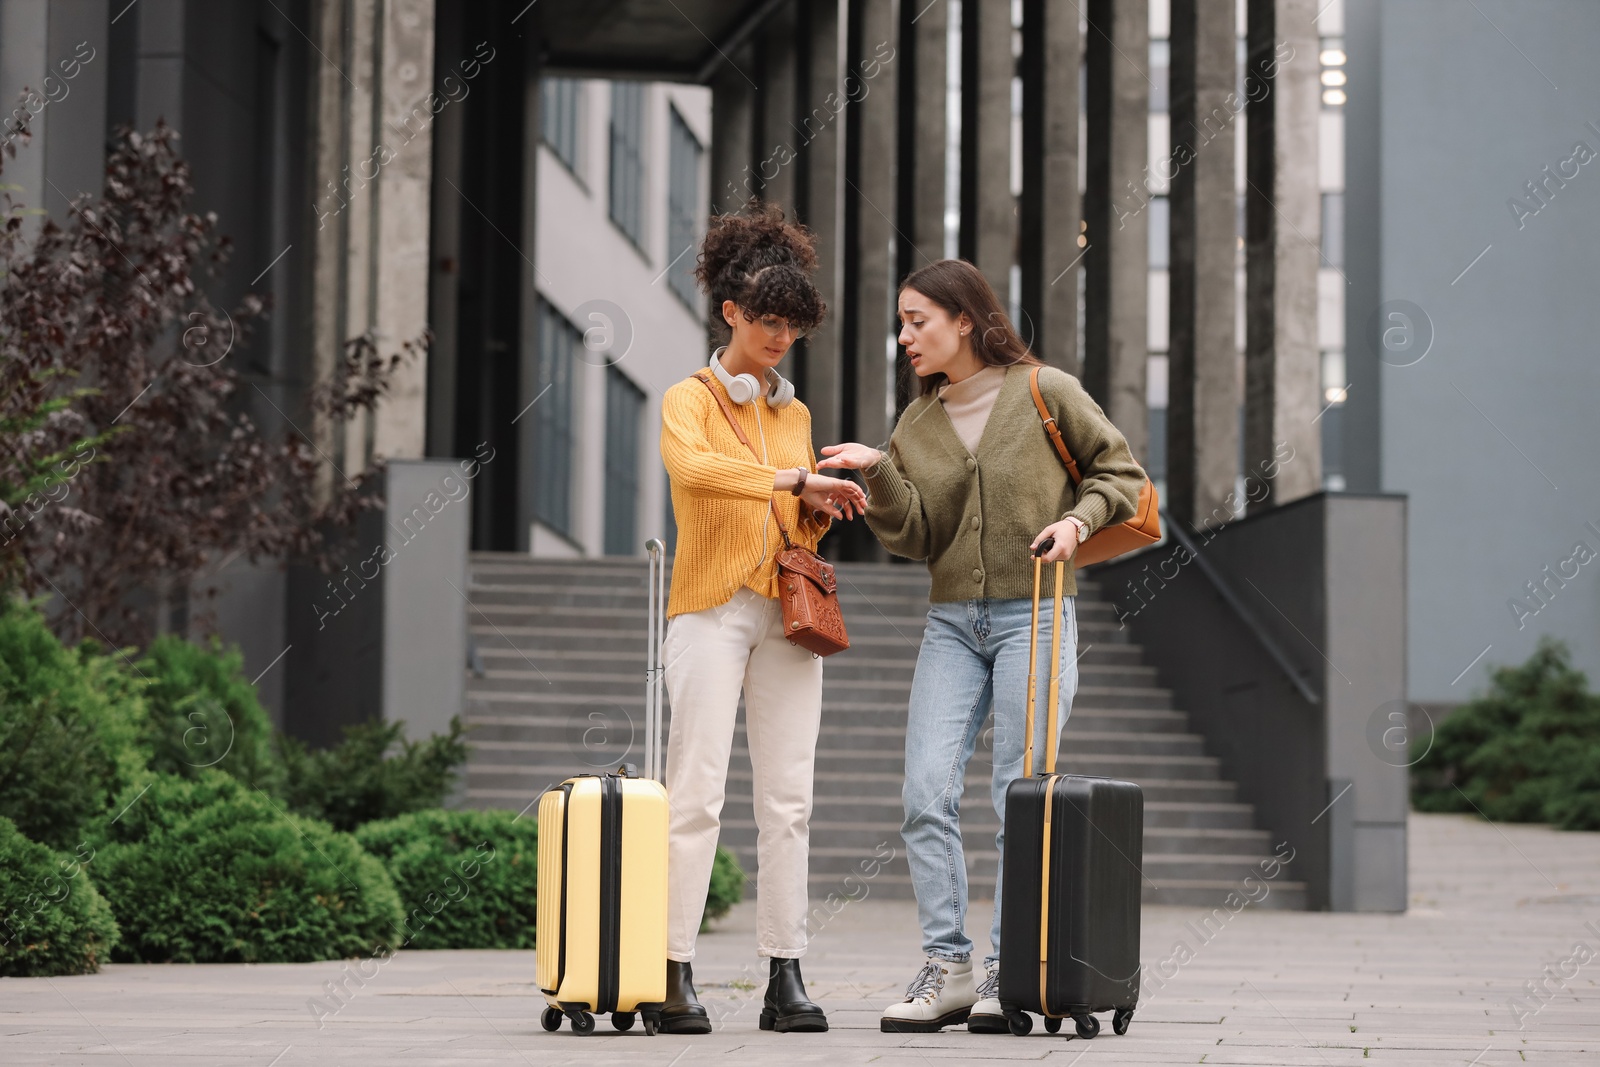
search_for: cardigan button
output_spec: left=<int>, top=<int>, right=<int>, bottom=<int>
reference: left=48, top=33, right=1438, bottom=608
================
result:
left=965, top=457, right=977, bottom=471
left=970, top=516, right=980, bottom=530
left=972, top=568, right=983, bottom=581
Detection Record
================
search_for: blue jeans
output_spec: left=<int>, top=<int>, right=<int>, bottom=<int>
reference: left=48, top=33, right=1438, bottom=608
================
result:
left=901, top=594, right=1078, bottom=968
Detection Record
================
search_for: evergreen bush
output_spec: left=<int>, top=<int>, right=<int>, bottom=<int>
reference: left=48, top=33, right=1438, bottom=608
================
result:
left=1412, top=637, right=1600, bottom=830
left=92, top=771, right=402, bottom=963
left=0, top=816, right=118, bottom=976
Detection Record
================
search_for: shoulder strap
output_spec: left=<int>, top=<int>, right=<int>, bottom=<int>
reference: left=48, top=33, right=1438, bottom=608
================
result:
left=1029, top=366, right=1082, bottom=486
left=693, top=372, right=794, bottom=548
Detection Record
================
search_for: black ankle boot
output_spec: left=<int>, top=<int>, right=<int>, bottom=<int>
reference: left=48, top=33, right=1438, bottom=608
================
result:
left=760, top=957, right=828, bottom=1033
left=660, top=960, right=712, bottom=1034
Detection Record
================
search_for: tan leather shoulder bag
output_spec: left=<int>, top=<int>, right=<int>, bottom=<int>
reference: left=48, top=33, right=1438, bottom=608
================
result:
left=1029, top=366, right=1162, bottom=566
left=693, top=373, right=850, bottom=656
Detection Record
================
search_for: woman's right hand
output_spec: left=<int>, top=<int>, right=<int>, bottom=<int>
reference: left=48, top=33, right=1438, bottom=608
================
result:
left=801, top=473, right=867, bottom=520
left=817, top=442, right=884, bottom=472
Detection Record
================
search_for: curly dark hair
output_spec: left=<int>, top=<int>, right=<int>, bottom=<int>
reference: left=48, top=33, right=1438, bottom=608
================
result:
left=693, top=199, right=825, bottom=341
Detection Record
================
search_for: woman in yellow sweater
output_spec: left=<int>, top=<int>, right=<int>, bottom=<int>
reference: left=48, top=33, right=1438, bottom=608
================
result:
left=656, top=202, right=866, bottom=1035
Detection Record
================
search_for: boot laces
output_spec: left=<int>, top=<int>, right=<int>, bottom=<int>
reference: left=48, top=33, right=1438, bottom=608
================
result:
left=904, top=959, right=946, bottom=1003
left=975, top=963, right=1000, bottom=999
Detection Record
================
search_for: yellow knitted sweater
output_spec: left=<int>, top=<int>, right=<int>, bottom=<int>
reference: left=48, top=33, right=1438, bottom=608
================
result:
left=660, top=372, right=831, bottom=617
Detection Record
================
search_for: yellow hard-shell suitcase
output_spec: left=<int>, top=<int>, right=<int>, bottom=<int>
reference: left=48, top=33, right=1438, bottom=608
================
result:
left=536, top=538, right=671, bottom=1036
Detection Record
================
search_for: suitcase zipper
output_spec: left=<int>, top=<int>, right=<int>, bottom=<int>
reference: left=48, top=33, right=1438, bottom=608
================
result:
left=596, top=774, right=624, bottom=1014
left=550, top=782, right=575, bottom=997
left=1038, top=773, right=1055, bottom=1019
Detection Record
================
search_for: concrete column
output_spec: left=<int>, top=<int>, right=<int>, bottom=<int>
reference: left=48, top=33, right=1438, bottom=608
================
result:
left=307, top=0, right=349, bottom=504
left=426, top=3, right=465, bottom=460
left=1340, top=0, right=1380, bottom=495
left=1244, top=0, right=1321, bottom=507
left=1018, top=0, right=1081, bottom=371
left=1083, top=0, right=1150, bottom=459
left=756, top=3, right=798, bottom=213
left=840, top=0, right=896, bottom=561
left=893, top=0, right=945, bottom=414
left=756, top=4, right=801, bottom=395
left=907, top=0, right=946, bottom=267
left=514, top=32, right=541, bottom=553
left=796, top=0, right=843, bottom=446
left=303, top=0, right=435, bottom=488
left=709, top=49, right=756, bottom=213
left=369, top=0, right=436, bottom=463
left=1168, top=0, right=1240, bottom=528
left=960, top=0, right=1012, bottom=300
left=0, top=0, right=50, bottom=230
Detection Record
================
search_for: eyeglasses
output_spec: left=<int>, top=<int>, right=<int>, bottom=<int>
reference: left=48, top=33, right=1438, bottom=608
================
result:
left=740, top=307, right=810, bottom=340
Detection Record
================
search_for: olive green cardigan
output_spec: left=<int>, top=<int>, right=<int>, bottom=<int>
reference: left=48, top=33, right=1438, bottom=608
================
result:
left=862, top=363, right=1146, bottom=601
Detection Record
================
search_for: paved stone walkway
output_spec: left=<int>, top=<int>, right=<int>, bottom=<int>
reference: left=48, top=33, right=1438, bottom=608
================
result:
left=5, top=812, right=1598, bottom=1065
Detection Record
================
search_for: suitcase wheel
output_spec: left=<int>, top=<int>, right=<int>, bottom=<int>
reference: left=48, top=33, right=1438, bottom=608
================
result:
left=540, top=1007, right=563, bottom=1032
left=1043, top=1016, right=1061, bottom=1034
left=1005, top=1010, right=1033, bottom=1036
left=569, top=1010, right=596, bottom=1035
left=642, top=1011, right=660, bottom=1037
left=1113, top=1008, right=1133, bottom=1035
left=611, top=1012, right=636, bottom=1032
left=1074, top=1013, right=1100, bottom=1039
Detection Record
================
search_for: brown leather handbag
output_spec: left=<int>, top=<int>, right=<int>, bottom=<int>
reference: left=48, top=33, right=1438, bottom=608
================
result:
left=1029, top=366, right=1162, bottom=566
left=693, top=373, right=850, bottom=656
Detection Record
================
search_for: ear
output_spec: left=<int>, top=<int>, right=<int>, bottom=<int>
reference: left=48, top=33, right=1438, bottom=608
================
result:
left=956, top=311, right=974, bottom=337
left=722, top=299, right=740, bottom=328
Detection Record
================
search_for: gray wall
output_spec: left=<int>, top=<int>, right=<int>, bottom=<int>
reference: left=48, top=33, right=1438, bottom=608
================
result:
left=1096, top=493, right=1409, bottom=911
left=1345, top=0, right=1600, bottom=703
left=286, top=460, right=470, bottom=749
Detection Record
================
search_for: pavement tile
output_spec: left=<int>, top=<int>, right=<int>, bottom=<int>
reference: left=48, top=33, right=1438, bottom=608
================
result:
left=1, top=813, right=1596, bottom=1065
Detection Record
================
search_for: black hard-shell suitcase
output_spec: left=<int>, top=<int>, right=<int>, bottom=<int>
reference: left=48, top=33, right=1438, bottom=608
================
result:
left=997, top=540, right=1143, bottom=1039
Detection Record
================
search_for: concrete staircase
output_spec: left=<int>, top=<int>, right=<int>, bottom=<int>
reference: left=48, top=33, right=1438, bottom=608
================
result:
left=463, top=552, right=1307, bottom=910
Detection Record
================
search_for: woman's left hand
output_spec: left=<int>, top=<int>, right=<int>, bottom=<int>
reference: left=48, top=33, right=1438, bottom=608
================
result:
left=1030, top=519, right=1083, bottom=563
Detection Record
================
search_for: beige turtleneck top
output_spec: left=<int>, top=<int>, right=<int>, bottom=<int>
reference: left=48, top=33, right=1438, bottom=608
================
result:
left=935, top=363, right=1008, bottom=454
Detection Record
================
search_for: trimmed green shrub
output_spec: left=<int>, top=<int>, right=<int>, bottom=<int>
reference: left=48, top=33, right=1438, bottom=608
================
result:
left=355, top=809, right=537, bottom=949
left=276, top=717, right=469, bottom=832
left=703, top=845, right=746, bottom=930
left=1412, top=637, right=1600, bottom=830
left=0, top=596, right=148, bottom=848
left=136, top=633, right=276, bottom=789
left=0, top=816, right=118, bottom=976
left=92, top=771, right=403, bottom=963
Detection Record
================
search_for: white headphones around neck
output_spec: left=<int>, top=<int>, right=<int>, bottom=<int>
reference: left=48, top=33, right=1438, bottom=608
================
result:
left=709, top=346, right=794, bottom=408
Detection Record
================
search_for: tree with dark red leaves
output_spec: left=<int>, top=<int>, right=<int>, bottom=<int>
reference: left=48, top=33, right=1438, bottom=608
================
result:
left=0, top=117, right=420, bottom=649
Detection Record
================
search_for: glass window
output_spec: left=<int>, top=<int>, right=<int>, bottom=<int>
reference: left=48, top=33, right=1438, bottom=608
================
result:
left=542, top=78, right=583, bottom=176
left=666, top=107, right=703, bottom=308
left=534, top=301, right=579, bottom=537
left=1320, top=191, right=1344, bottom=269
left=1149, top=195, right=1170, bottom=270
left=1146, top=406, right=1167, bottom=482
left=1149, top=40, right=1170, bottom=114
left=609, top=81, right=646, bottom=249
left=603, top=366, right=646, bottom=556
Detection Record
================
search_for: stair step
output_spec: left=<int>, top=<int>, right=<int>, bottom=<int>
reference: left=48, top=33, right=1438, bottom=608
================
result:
left=460, top=554, right=1302, bottom=911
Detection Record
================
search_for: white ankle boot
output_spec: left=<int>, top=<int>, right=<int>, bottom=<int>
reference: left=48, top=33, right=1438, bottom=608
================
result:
left=968, top=960, right=1006, bottom=1033
left=879, top=956, right=978, bottom=1033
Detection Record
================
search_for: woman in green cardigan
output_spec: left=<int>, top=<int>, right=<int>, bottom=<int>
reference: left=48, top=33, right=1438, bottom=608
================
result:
left=818, top=258, right=1146, bottom=1034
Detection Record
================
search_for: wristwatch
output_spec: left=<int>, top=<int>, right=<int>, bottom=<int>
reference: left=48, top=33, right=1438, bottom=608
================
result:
left=791, top=468, right=808, bottom=496
left=1067, top=516, right=1092, bottom=544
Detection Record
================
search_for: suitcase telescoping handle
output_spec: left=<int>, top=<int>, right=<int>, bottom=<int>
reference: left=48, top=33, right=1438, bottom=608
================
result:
left=1022, top=537, right=1069, bottom=779
left=643, top=538, right=668, bottom=783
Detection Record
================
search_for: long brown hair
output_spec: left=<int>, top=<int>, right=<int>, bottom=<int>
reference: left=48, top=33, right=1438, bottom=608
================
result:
left=899, top=258, right=1043, bottom=397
